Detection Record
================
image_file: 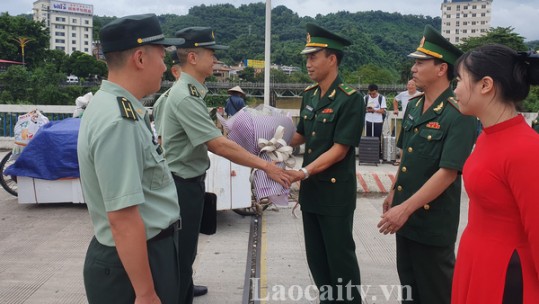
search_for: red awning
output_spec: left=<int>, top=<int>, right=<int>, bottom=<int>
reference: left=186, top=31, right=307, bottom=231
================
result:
left=0, top=59, right=24, bottom=64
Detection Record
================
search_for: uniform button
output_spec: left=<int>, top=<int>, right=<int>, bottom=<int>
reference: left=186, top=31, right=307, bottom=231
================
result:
left=397, top=185, right=403, bottom=191
left=407, top=147, right=413, bottom=153
left=424, top=204, right=430, bottom=210
left=312, top=131, right=316, bottom=136
left=307, top=149, right=312, bottom=154
left=401, top=166, right=407, bottom=173
left=534, top=120, right=538, bottom=125
left=331, top=178, right=336, bottom=183
left=414, top=128, right=419, bottom=133
left=427, top=135, right=432, bottom=141
left=304, top=115, right=307, bottom=119
left=323, top=118, right=327, bottom=123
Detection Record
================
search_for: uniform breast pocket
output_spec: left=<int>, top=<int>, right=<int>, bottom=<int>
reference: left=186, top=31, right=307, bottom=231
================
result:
left=300, top=109, right=315, bottom=129
left=149, top=148, right=173, bottom=190
left=417, top=129, right=444, bottom=159
left=402, top=120, right=414, bottom=134
left=315, top=112, right=336, bottom=137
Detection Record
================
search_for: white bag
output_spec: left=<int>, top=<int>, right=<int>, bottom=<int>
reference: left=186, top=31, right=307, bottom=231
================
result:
left=13, top=110, right=49, bottom=147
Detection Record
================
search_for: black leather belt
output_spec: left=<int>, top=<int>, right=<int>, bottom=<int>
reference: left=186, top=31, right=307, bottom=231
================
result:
left=150, top=220, right=181, bottom=242
left=172, top=173, right=206, bottom=183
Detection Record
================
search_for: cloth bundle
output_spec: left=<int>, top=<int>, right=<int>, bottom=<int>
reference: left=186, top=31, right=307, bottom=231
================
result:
left=219, top=105, right=295, bottom=205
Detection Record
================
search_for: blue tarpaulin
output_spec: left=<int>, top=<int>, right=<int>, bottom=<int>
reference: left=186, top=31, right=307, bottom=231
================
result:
left=5, top=118, right=80, bottom=180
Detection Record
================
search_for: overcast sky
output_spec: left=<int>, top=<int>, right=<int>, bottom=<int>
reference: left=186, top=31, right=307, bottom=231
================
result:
left=3, top=0, right=539, bottom=41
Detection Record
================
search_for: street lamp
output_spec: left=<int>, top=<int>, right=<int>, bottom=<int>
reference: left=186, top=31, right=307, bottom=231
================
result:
left=12, top=37, right=33, bottom=65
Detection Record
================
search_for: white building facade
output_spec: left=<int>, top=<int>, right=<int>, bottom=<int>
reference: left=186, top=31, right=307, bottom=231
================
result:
left=441, top=0, right=492, bottom=44
left=33, top=0, right=94, bottom=55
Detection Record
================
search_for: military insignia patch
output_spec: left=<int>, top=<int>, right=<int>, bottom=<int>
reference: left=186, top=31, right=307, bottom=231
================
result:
left=322, top=108, right=334, bottom=114
left=329, top=89, right=336, bottom=99
left=419, top=36, right=426, bottom=48
left=426, top=122, right=441, bottom=129
left=117, top=97, right=138, bottom=121
left=434, top=102, right=444, bottom=113
left=188, top=84, right=200, bottom=97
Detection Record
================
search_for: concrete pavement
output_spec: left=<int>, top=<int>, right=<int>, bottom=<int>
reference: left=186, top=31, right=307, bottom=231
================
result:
left=0, top=187, right=470, bottom=304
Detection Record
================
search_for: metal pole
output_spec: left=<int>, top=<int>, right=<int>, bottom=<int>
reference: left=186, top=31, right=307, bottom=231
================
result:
left=263, top=0, right=271, bottom=106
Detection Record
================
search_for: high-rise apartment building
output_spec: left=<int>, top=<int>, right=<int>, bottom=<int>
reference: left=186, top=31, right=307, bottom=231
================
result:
left=33, top=0, right=94, bottom=55
left=441, top=0, right=492, bottom=44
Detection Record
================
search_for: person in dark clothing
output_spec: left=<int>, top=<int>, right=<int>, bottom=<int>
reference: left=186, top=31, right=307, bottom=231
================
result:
left=224, top=86, right=246, bottom=116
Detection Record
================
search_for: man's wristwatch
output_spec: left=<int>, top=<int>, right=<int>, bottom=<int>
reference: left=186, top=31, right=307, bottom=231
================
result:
left=299, top=167, right=310, bottom=180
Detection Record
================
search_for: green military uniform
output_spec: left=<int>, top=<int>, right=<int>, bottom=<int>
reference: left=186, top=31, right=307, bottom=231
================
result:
left=153, top=51, right=181, bottom=139
left=153, top=88, right=171, bottom=138
left=297, top=24, right=365, bottom=303
left=77, top=14, right=184, bottom=304
left=161, top=27, right=227, bottom=304
left=532, top=112, right=539, bottom=133
left=392, top=25, right=477, bottom=304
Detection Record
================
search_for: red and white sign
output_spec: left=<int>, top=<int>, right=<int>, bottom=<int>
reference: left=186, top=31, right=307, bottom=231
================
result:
left=50, top=1, right=93, bottom=15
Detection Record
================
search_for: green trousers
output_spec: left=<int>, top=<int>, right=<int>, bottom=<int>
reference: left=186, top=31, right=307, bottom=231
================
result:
left=302, top=211, right=362, bottom=303
left=83, top=233, right=180, bottom=304
left=396, top=235, right=455, bottom=304
left=173, top=175, right=205, bottom=304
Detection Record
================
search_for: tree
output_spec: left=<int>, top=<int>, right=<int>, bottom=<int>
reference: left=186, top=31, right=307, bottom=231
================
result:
left=459, top=27, right=528, bottom=52
left=42, top=49, right=69, bottom=73
left=0, top=65, right=32, bottom=103
left=239, top=67, right=256, bottom=82
left=356, top=64, right=398, bottom=85
left=63, top=51, right=107, bottom=79
left=0, top=13, right=50, bottom=68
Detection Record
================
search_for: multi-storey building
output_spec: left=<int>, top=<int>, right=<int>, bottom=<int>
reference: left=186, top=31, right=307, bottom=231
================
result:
left=441, top=0, right=492, bottom=44
left=33, top=0, right=94, bottom=55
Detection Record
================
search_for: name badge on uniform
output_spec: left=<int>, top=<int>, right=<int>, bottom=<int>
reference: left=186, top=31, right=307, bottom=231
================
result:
left=305, top=105, right=314, bottom=112
left=408, top=114, right=414, bottom=121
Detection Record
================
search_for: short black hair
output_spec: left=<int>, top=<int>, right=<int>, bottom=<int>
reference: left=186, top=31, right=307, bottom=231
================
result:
left=323, top=48, right=344, bottom=66
left=368, top=84, right=378, bottom=91
left=433, top=58, right=455, bottom=81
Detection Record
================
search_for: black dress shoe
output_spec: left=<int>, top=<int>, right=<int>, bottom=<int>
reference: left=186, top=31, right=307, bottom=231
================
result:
left=193, top=285, right=208, bottom=297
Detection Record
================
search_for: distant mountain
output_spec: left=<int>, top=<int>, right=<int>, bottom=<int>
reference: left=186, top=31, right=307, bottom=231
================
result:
left=94, top=3, right=441, bottom=78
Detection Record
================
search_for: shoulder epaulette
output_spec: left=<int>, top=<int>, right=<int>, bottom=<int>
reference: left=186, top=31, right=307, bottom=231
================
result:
left=304, top=83, right=319, bottom=92
left=447, top=96, right=460, bottom=110
left=163, top=88, right=172, bottom=98
left=412, top=93, right=425, bottom=107
left=188, top=84, right=201, bottom=97
left=338, top=84, right=357, bottom=96
left=410, top=93, right=424, bottom=101
left=117, top=97, right=138, bottom=121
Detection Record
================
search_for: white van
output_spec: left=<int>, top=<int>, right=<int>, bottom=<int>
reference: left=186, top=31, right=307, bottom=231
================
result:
left=66, top=75, right=79, bottom=84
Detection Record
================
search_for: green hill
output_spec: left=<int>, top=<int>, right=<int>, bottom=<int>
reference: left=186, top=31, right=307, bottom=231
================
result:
left=94, top=3, right=440, bottom=81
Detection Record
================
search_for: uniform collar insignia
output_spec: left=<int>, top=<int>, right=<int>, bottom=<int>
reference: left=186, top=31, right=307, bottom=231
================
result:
left=117, top=96, right=138, bottom=121
left=434, top=101, right=444, bottom=113
left=314, top=88, right=318, bottom=96
left=188, top=84, right=201, bottom=97
left=328, top=89, right=336, bottom=100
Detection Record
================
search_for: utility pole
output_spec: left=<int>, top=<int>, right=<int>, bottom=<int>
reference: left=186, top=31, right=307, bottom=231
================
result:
left=13, top=37, right=33, bottom=65
left=264, top=0, right=271, bottom=106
